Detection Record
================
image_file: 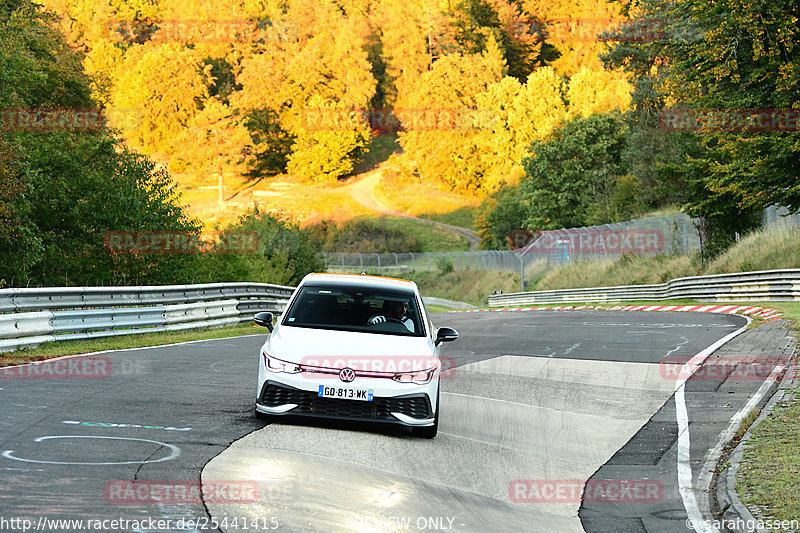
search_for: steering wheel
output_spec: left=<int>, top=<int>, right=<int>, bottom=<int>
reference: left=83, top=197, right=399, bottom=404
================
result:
left=367, top=315, right=407, bottom=327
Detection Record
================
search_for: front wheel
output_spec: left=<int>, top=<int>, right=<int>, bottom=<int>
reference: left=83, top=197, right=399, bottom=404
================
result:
left=412, top=387, right=439, bottom=439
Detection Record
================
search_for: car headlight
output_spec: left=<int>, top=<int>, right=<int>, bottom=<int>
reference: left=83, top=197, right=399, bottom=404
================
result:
left=263, top=353, right=301, bottom=374
left=392, top=367, right=435, bottom=384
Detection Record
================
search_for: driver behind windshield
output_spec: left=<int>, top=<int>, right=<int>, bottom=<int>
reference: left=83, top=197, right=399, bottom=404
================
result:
left=368, top=299, right=414, bottom=332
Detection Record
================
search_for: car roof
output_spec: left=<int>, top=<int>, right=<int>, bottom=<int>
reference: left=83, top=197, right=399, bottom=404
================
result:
left=299, top=273, right=419, bottom=292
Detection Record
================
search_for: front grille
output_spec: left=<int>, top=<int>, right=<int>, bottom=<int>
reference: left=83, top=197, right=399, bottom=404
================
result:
left=260, top=385, right=314, bottom=411
left=259, top=382, right=431, bottom=422
left=385, top=396, right=431, bottom=419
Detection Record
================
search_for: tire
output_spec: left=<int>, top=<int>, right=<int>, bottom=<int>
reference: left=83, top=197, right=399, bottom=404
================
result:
left=412, top=386, right=439, bottom=439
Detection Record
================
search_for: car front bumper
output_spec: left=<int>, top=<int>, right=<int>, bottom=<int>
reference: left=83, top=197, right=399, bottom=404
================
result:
left=256, top=380, right=436, bottom=427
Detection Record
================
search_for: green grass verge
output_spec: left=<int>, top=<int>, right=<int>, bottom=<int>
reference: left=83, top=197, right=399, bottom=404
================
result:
left=425, top=304, right=456, bottom=313
left=399, top=269, right=522, bottom=307
left=530, top=225, right=800, bottom=293
left=0, top=322, right=267, bottom=366
left=738, top=389, right=800, bottom=521
left=770, top=302, right=800, bottom=323
left=352, top=133, right=400, bottom=173
left=533, top=254, right=701, bottom=291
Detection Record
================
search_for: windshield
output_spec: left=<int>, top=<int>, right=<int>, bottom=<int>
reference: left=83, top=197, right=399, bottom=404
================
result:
left=282, top=284, right=426, bottom=337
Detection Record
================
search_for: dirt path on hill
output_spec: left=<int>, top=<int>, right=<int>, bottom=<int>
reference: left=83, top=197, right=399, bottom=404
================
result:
left=343, top=170, right=481, bottom=251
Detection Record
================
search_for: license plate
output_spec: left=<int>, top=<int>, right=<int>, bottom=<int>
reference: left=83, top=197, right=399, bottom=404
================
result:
left=318, top=385, right=374, bottom=401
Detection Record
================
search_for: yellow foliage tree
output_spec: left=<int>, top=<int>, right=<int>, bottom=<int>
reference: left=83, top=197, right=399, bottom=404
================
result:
left=398, top=40, right=506, bottom=192
left=520, top=0, right=625, bottom=75
left=566, top=66, right=632, bottom=118
left=111, top=43, right=212, bottom=155
left=171, top=97, right=253, bottom=183
left=475, top=66, right=567, bottom=190
left=371, top=0, right=457, bottom=107
left=233, top=0, right=377, bottom=180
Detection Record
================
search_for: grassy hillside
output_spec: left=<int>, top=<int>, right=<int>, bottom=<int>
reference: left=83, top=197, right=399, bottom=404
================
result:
left=530, top=225, right=800, bottom=291
left=407, top=225, right=800, bottom=306
left=404, top=269, right=523, bottom=307
left=706, top=225, right=800, bottom=274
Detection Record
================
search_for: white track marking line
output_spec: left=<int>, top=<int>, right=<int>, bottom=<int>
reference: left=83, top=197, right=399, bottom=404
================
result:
left=0, top=334, right=265, bottom=370
left=563, top=343, right=581, bottom=355
left=674, top=318, right=751, bottom=533
left=2, top=435, right=181, bottom=465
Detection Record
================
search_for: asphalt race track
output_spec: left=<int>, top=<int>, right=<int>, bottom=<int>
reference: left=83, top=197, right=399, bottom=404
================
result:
left=0, top=310, right=749, bottom=533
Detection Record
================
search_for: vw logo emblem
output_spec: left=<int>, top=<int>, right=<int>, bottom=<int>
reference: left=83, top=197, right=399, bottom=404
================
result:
left=339, top=367, right=356, bottom=383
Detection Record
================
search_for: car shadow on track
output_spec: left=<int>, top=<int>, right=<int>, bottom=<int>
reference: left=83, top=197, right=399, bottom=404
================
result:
left=255, top=415, right=421, bottom=440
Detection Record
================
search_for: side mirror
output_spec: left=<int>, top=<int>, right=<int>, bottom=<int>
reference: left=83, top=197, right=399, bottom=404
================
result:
left=253, top=311, right=274, bottom=332
left=435, top=327, right=459, bottom=346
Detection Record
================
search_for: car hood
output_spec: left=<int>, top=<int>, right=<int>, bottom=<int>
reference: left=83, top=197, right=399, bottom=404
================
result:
left=265, top=325, right=436, bottom=364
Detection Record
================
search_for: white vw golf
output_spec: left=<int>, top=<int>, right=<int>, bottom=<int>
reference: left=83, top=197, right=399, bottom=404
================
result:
left=253, top=273, right=458, bottom=438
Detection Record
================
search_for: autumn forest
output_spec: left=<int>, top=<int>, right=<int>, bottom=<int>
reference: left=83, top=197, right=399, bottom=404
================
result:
left=0, top=0, right=797, bottom=286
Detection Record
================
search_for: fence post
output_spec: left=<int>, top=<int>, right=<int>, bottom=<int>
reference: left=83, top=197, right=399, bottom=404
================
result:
left=686, top=217, right=692, bottom=253
left=662, top=216, right=673, bottom=255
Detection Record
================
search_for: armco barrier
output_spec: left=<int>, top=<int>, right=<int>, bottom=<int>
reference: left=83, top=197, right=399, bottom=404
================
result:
left=488, top=269, right=800, bottom=307
left=0, top=283, right=294, bottom=353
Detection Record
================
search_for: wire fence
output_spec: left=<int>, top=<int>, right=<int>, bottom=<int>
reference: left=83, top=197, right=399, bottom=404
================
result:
left=323, top=207, right=798, bottom=281
left=323, top=214, right=700, bottom=278
left=763, top=205, right=800, bottom=228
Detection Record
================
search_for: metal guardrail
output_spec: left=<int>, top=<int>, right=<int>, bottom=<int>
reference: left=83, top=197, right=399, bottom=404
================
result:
left=488, top=269, right=800, bottom=306
left=0, top=283, right=294, bottom=353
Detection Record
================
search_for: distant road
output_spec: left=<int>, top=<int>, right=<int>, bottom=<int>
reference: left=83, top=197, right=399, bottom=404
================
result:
left=345, top=170, right=481, bottom=251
